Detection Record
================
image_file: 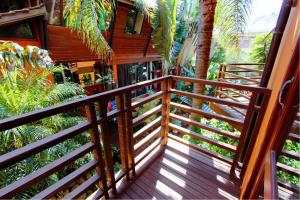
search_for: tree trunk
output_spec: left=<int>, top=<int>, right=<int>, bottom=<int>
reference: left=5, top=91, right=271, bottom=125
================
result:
left=191, top=0, right=217, bottom=121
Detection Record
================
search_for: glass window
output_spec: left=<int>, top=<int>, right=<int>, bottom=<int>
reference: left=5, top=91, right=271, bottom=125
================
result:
left=125, top=9, right=137, bottom=34
left=124, top=9, right=144, bottom=35
left=0, top=22, right=34, bottom=39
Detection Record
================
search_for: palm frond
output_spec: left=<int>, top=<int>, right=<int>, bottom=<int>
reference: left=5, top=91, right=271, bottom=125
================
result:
left=215, top=0, right=252, bottom=49
left=64, top=0, right=115, bottom=60
left=250, top=33, right=272, bottom=63
left=0, top=41, right=54, bottom=71
left=150, top=0, right=178, bottom=62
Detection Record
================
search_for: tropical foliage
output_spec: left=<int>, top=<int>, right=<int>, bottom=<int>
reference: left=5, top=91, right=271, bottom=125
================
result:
left=0, top=41, right=89, bottom=198
left=134, top=0, right=178, bottom=63
left=250, top=32, right=273, bottom=63
left=214, top=0, right=252, bottom=50
left=64, top=0, right=114, bottom=60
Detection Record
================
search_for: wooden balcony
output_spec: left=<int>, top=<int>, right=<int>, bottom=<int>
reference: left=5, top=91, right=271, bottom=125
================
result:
left=0, top=76, right=272, bottom=199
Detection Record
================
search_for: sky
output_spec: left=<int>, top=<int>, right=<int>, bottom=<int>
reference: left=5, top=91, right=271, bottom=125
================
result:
left=246, top=0, right=283, bottom=33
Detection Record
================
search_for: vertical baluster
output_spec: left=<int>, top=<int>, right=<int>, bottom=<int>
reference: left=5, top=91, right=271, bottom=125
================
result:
left=230, top=92, right=258, bottom=175
left=161, top=78, right=171, bottom=145
left=98, top=100, right=117, bottom=194
left=85, top=104, right=109, bottom=199
left=116, top=95, right=130, bottom=180
left=216, top=64, right=224, bottom=97
left=124, top=92, right=135, bottom=177
left=27, top=0, right=32, bottom=7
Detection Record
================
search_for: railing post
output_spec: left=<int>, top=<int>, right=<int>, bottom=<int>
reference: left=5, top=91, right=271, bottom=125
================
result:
left=230, top=92, right=258, bottom=175
left=124, top=92, right=135, bottom=177
left=216, top=64, right=225, bottom=98
left=98, top=100, right=117, bottom=195
left=116, top=95, right=130, bottom=181
left=85, top=104, right=109, bottom=199
left=161, top=77, right=171, bottom=145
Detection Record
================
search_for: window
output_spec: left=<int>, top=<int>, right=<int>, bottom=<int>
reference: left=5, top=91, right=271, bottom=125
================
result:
left=0, top=0, right=26, bottom=13
left=124, top=9, right=144, bottom=34
left=0, top=22, right=34, bottom=39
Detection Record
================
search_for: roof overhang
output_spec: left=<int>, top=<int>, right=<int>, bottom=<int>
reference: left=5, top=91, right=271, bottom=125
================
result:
left=0, top=5, right=46, bottom=27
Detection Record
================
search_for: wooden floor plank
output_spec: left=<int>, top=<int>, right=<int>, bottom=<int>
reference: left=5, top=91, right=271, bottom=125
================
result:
left=161, top=152, right=240, bottom=199
left=118, top=138, right=241, bottom=199
left=135, top=173, right=171, bottom=199
left=156, top=156, right=227, bottom=199
left=150, top=160, right=217, bottom=199
left=145, top=163, right=200, bottom=199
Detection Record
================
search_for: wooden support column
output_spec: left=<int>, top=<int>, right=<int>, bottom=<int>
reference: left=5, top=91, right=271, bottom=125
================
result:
left=124, top=92, right=135, bottom=176
left=85, top=104, right=109, bottom=199
left=98, top=100, right=117, bottom=195
left=116, top=95, right=130, bottom=181
left=113, top=64, right=118, bottom=81
left=161, top=78, right=171, bottom=145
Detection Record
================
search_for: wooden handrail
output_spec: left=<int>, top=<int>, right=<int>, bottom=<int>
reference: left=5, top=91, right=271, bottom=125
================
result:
left=0, top=76, right=169, bottom=131
left=220, top=72, right=261, bottom=84
left=0, top=121, right=91, bottom=169
left=172, top=76, right=270, bottom=93
left=0, top=142, right=94, bottom=199
left=170, top=102, right=244, bottom=126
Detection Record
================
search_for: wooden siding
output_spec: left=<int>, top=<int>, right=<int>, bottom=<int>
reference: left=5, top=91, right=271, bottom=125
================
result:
left=46, top=25, right=103, bottom=62
left=47, top=5, right=160, bottom=64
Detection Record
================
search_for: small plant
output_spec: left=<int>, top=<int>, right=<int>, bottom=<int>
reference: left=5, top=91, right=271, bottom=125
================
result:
left=81, top=74, right=93, bottom=85
left=95, top=68, right=113, bottom=83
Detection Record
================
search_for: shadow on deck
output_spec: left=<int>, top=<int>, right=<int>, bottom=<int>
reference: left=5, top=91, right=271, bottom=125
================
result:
left=116, top=139, right=241, bottom=200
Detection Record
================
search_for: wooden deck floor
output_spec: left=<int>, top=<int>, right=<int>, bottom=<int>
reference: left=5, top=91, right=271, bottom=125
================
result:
left=117, top=139, right=241, bottom=199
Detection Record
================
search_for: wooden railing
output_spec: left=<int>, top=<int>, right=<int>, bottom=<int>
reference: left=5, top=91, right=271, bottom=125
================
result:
left=0, top=76, right=271, bottom=199
left=264, top=150, right=279, bottom=199
left=218, top=63, right=264, bottom=86
left=168, top=76, right=271, bottom=174
left=277, top=110, right=300, bottom=194
left=213, top=63, right=265, bottom=122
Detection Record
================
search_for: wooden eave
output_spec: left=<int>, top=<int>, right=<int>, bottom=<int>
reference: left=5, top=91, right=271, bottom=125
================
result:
left=0, top=5, right=46, bottom=27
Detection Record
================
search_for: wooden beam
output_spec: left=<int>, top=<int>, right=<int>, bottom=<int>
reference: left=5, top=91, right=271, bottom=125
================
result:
left=113, top=64, right=118, bottom=81
left=144, top=28, right=153, bottom=56
left=0, top=6, right=46, bottom=26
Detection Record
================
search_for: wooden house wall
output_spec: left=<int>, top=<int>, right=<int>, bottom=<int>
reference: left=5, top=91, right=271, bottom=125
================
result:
left=46, top=25, right=104, bottom=62
left=47, top=5, right=161, bottom=64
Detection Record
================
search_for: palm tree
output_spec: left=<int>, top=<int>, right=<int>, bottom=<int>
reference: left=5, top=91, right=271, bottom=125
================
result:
left=191, top=0, right=217, bottom=120
left=191, top=0, right=252, bottom=118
